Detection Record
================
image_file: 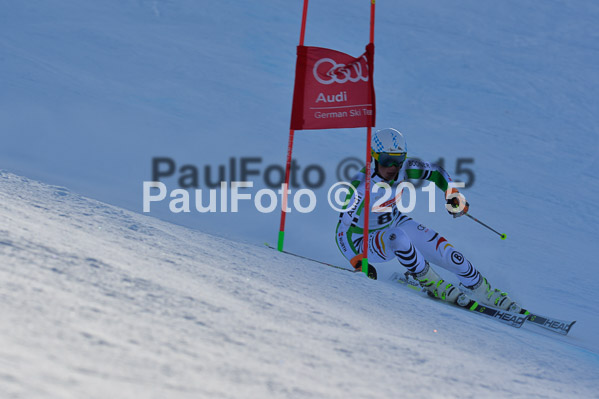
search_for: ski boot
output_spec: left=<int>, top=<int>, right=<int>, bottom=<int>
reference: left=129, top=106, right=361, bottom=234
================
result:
left=460, top=276, right=521, bottom=313
left=414, top=262, right=469, bottom=305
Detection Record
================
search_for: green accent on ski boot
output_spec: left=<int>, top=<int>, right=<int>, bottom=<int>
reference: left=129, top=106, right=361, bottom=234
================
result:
left=419, top=278, right=434, bottom=287
left=494, top=292, right=508, bottom=306
left=436, top=280, right=448, bottom=300
left=435, top=280, right=445, bottom=299
left=469, top=302, right=479, bottom=311
left=443, top=283, right=455, bottom=301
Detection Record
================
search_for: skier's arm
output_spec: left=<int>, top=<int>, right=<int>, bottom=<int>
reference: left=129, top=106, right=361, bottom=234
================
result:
left=337, top=177, right=365, bottom=230
left=404, top=158, right=453, bottom=191
left=405, top=159, right=469, bottom=217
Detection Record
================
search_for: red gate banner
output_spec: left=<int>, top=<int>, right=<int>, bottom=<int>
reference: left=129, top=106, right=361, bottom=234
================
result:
left=290, top=44, right=375, bottom=130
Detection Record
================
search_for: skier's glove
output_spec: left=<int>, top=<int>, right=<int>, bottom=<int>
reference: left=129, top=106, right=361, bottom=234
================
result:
left=445, top=188, right=469, bottom=218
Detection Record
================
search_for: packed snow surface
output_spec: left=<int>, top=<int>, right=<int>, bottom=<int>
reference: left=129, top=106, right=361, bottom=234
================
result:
left=1, top=172, right=598, bottom=398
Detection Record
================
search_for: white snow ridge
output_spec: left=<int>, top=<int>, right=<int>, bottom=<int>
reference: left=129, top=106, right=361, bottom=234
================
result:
left=1, top=171, right=597, bottom=398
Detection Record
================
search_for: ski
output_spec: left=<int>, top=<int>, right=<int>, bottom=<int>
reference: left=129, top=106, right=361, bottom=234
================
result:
left=391, top=273, right=528, bottom=328
left=520, top=310, right=576, bottom=335
left=264, top=244, right=572, bottom=332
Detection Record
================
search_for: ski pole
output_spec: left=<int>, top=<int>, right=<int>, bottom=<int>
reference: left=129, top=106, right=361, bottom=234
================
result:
left=466, top=213, right=507, bottom=240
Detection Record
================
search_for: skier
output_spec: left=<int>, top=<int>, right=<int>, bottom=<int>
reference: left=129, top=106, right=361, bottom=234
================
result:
left=335, top=128, right=522, bottom=313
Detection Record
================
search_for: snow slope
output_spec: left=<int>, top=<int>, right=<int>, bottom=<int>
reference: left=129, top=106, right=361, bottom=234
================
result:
left=1, top=171, right=598, bottom=399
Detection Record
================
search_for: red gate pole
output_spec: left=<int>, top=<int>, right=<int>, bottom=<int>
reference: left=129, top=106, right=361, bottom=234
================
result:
left=361, top=0, right=376, bottom=274
left=278, top=0, right=310, bottom=252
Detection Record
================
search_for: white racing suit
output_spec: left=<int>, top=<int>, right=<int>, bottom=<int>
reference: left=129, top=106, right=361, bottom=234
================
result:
left=335, top=159, right=481, bottom=287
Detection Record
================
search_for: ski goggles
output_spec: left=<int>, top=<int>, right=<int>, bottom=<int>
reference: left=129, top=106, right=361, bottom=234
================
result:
left=372, top=151, right=407, bottom=167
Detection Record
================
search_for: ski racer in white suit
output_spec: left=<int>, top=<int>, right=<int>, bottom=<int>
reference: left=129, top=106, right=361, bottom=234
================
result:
left=335, top=128, right=522, bottom=313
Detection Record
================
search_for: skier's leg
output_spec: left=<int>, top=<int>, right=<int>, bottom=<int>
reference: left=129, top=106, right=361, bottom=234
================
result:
left=336, top=224, right=429, bottom=279
left=336, top=224, right=467, bottom=304
left=397, top=219, right=481, bottom=287
left=399, top=219, right=521, bottom=312
left=377, top=227, right=463, bottom=303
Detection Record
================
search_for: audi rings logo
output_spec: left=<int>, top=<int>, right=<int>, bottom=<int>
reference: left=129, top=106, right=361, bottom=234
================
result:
left=313, top=57, right=369, bottom=85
